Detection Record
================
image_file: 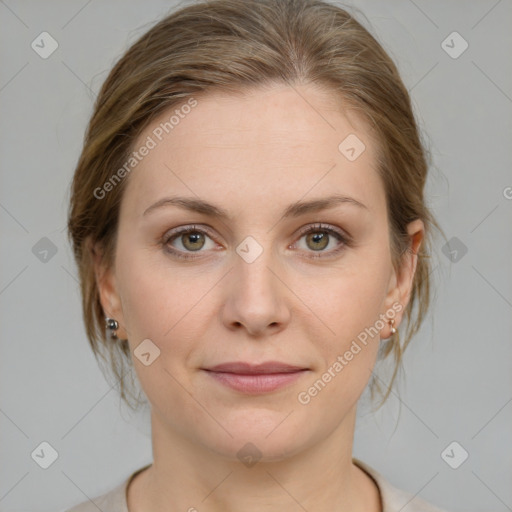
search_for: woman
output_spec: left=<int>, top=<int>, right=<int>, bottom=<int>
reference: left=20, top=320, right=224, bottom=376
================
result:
left=65, top=0, right=449, bottom=510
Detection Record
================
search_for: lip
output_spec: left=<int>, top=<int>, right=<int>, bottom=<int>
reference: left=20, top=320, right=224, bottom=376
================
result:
left=202, top=361, right=309, bottom=394
left=206, top=361, right=307, bottom=374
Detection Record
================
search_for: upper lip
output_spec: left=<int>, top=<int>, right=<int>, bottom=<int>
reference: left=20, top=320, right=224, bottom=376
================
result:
left=204, top=361, right=308, bottom=374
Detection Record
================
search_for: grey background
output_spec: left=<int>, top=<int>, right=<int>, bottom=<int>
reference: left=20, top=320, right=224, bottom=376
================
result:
left=0, top=1, right=511, bottom=511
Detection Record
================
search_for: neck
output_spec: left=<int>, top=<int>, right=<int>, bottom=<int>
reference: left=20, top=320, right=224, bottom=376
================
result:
left=128, top=405, right=381, bottom=512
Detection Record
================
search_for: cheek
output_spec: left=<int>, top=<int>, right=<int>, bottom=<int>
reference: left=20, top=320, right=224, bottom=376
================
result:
left=115, top=246, right=176, bottom=342
left=295, top=267, right=389, bottom=415
left=307, top=253, right=391, bottom=351
left=115, top=251, right=207, bottom=416
left=116, top=247, right=216, bottom=360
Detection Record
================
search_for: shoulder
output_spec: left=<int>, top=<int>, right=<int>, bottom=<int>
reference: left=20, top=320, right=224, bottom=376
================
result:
left=353, top=458, right=451, bottom=512
left=62, top=464, right=151, bottom=512
left=63, top=464, right=152, bottom=512
left=64, top=478, right=128, bottom=512
left=63, top=479, right=127, bottom=512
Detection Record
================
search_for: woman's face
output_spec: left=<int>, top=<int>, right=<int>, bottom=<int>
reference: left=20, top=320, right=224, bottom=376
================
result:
left=97, top=83, right=422, bottom=461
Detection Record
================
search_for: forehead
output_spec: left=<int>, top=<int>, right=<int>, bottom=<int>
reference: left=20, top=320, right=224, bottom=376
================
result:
left=121, top=83, right=384, bottom=220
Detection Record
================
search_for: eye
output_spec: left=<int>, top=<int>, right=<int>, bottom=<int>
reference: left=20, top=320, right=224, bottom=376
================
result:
left=292, top=223, right=350, bottom=258
left=161, top=223, right=351, bottom=261
left=162, top=225, right=218, bottom=260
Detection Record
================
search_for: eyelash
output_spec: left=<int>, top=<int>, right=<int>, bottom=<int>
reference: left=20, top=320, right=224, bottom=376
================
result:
left=161, top=223, right=351, bottom=261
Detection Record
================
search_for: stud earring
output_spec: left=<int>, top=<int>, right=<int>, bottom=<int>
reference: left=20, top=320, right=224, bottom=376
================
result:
left=105, top=317, right=119, bottom=339
left=389, top=319, right=397, bottom=335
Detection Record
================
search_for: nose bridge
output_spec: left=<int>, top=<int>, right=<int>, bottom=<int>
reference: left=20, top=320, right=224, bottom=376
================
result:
left=234, top=233, right=280, bottom=298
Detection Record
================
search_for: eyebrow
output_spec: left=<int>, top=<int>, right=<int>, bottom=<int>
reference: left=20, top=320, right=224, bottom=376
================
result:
left=142, top=193, right=368, bottom=219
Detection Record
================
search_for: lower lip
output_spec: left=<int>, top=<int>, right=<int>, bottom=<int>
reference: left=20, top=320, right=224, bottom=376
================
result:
left=204, top=370, right=307, bottom=394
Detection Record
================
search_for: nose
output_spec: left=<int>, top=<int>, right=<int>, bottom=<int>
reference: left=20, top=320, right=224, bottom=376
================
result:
left=220, top=245, right=291, bottom=337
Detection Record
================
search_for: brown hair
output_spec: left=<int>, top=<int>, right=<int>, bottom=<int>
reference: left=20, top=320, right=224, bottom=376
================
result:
left=67, top=0, right=442, bottom=410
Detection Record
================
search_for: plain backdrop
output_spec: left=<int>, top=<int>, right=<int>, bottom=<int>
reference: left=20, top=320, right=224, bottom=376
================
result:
left=0, top=1, right=511, bottom=511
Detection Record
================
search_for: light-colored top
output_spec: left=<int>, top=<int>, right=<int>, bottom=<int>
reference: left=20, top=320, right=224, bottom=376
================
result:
left=64, top=458, right=450, bottom=512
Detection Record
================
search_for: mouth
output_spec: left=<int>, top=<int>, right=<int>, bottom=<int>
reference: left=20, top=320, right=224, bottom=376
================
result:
left=201, top=361, right=309, bottom=394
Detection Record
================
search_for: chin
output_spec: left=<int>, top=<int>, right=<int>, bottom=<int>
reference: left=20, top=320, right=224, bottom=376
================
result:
left=195, top=409, right=316, bottom=463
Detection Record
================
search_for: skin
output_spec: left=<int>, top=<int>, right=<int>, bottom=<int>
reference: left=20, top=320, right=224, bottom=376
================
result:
left=94, top=82, right=423, bottom=512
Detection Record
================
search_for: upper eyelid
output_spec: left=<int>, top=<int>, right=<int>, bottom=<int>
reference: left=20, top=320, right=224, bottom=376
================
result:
left=163, top=224, right=217, bottom=243
left=295, top=223, right=347, bottom=238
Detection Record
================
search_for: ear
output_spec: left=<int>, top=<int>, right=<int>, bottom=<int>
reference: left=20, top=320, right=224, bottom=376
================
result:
left=90, top=240, right=128, bottom=340
left=382, top=219, right=424, bottom=337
